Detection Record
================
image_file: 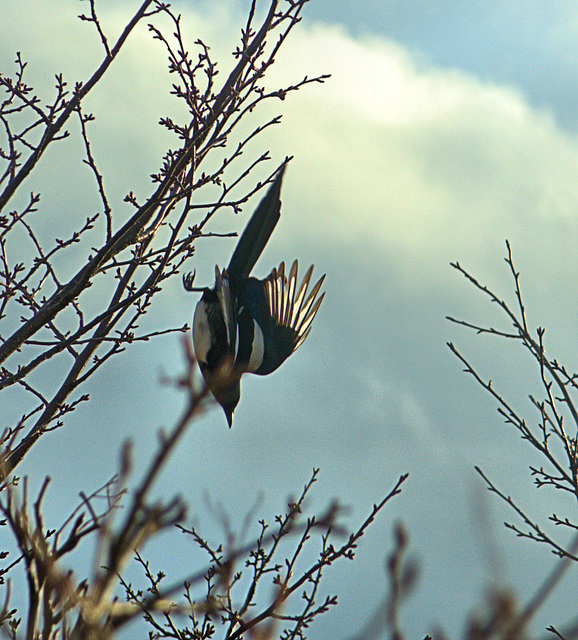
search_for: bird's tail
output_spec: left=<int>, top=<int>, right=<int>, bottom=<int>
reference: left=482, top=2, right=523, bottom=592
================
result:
left=227, top=166, right=285, bottom=288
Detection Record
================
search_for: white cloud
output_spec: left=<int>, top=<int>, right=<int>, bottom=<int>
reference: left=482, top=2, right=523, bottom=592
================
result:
left=7, top=1, right=577, bottom=279
left=261, top=22, right=578, bottom=273
left=5, top=0, right=578, bottom=455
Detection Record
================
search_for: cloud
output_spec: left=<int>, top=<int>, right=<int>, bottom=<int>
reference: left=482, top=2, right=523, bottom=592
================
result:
left=7, top=1, right=577, bottom=283
left=261, top=23, right=578, bottom=276
left=6, top=0, right=576, bottom=499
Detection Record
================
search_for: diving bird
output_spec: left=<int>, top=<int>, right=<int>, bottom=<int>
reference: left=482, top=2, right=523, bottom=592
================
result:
left=184, top=167, right=325, bottom=426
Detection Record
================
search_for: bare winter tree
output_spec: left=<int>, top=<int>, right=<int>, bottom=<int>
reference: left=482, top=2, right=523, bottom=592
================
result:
left=447, top=241, right=578, bottom=639
left=0, top=2, right=411, bottom=639
left=0, top=0, right=333, bottom=472
left=7, top=2, right=573, bottom=639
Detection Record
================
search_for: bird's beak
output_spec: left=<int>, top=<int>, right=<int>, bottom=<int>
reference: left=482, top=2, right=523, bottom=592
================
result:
left=225, top=408, right=234, bottom=428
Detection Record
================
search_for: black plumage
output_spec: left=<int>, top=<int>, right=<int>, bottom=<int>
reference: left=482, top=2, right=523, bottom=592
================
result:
left=188, top=168, right=325, bottom=426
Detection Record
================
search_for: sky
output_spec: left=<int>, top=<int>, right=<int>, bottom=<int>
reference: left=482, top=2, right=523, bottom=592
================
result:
left=2, top=1, right=578, bottom=638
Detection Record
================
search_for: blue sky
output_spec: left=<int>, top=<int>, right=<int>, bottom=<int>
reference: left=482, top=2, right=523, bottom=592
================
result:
left=307, top=0, right=578, bottom=132
left=2, top=1, right=578, bottom=638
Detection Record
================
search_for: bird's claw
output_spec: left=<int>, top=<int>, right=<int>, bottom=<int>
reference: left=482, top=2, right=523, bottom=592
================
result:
left=183, top=270, right=197, bottom=291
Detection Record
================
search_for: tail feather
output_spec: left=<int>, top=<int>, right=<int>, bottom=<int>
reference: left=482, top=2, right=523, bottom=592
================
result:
left=227, top=166, right=285, bottom=289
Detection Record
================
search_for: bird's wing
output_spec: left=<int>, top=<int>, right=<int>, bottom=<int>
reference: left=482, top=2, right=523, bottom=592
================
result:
left=247, top=259, right=325, bottom=375
left=285, top=261, right=326, bottom=350
left=267, top=260, right=326, bottom=350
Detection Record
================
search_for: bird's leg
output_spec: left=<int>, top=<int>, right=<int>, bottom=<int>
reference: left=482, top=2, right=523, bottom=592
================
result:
left=183, top=271, right=205, bottom=292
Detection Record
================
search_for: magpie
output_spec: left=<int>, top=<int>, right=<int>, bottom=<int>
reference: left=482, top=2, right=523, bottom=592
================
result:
left=184, top=167, right=325, bottom=426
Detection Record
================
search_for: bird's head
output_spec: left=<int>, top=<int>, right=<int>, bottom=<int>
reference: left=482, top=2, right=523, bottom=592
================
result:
left=199, top=355, right=242, bottom=427
left=212, top=376, right=241, bottom=428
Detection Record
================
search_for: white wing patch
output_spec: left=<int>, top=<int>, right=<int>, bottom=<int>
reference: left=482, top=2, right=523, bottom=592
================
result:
left=192, top=300, right=211, bottom=363
left=215, top=266, right=235, bottom=350
left=248, top=319, right=264, bottom=372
